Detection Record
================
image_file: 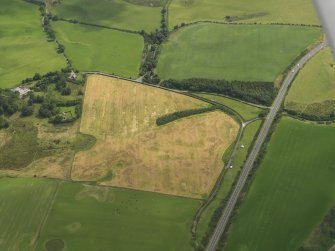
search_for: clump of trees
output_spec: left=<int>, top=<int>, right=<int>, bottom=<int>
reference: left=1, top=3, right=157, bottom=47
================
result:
left=29, top=70, right=83, bottom=95
left=0, top=89, right=33, bottom=128
left=258, top=110, right=268, bottom=118
left=173, top=22, right=186, bottom=31
left=156, top=106, right=218, bottom=126
left=56, top=43, right=64, bottom=54
left=0, top=116, right=9, bottom=129
left=160, top=78, right=276, bottom=106
left=38, top=99, right=57, bottom=118
left=38, top=98, right=82, bottom=124
left=0, top=89, right=20, bottom=116
left=21, top=105, right=34, bottom=117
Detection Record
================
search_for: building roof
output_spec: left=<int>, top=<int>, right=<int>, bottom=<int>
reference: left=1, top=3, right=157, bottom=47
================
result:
left=11, top=86, right=32, bottom=98
left=69, top=70, right=77, bottom=80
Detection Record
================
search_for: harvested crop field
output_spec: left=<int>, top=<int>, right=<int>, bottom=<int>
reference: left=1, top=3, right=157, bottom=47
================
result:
left=72, top=75, right=239, bottom=198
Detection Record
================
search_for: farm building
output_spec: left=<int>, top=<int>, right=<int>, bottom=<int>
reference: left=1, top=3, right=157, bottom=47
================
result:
left=69, top=70, right=77, bottom=80
left=11, top=86, right=31, bottom=98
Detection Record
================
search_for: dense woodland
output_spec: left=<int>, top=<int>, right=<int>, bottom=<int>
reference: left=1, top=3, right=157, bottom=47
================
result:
left=161, top=79, right=276, bottom=106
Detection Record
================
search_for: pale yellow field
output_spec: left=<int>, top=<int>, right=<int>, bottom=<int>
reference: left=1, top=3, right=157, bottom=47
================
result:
left=72, top=75, right=239, bottom=198
left=79, top=75, right=209, bottom=138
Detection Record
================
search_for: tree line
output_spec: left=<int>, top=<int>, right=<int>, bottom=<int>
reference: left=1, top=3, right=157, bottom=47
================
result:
left=140, top=8, right=168, bottom=84
left=160, top=78, right=276, bottom=106
left=156, top=106, right=218, bottom=126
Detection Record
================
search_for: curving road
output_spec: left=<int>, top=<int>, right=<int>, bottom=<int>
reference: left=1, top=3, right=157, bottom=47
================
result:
left=205, top=41, right=326, bottom=251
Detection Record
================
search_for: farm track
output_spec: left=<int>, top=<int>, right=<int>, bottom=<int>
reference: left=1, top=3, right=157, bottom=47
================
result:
left=205, top=41, right=327, bottom=251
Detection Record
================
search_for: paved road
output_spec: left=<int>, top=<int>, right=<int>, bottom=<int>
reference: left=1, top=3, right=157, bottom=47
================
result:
left=205, top=42, right=326, bottom=251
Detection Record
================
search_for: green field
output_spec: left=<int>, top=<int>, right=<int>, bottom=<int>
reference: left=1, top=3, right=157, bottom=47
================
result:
left=53, top=21, right=144, bottom=78
left=286, top=47, right=335, bottom=104
left=0, top=0, right=66, bottom=88
left=157, top=24, right=321, bottom=81
left=36, top=182, right=200, bottom=251
left=285, top=47, right=335, bottom=119
left=196, top=120, right=261, bottom=246
left=194, top=93, right=264, bottom=121
left=169, top=0, right=319, bottom=30
left=0, top=178, right=58, bottom=250
left=300, top=206, right=335, bottom=251
left=124, top=0, right=167, bottom=7
left=49, top=0, right=163, bottom=32
left=224, top=117, right=335, bottom=251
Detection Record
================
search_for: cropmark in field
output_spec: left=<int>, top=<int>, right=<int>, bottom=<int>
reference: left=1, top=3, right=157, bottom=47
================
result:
left=72, top=75, right=240, bottom=198
left=36, top=182, right=199, bottom=251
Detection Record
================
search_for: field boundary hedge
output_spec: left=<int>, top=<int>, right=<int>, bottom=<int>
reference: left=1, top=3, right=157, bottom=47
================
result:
left=54, top=18, right=140, bottom=34
left=171, top=19, right=321, bottom=32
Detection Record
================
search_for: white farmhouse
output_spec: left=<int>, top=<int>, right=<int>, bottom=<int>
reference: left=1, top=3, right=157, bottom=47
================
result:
left=11, top=86, right=32, bottom=98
